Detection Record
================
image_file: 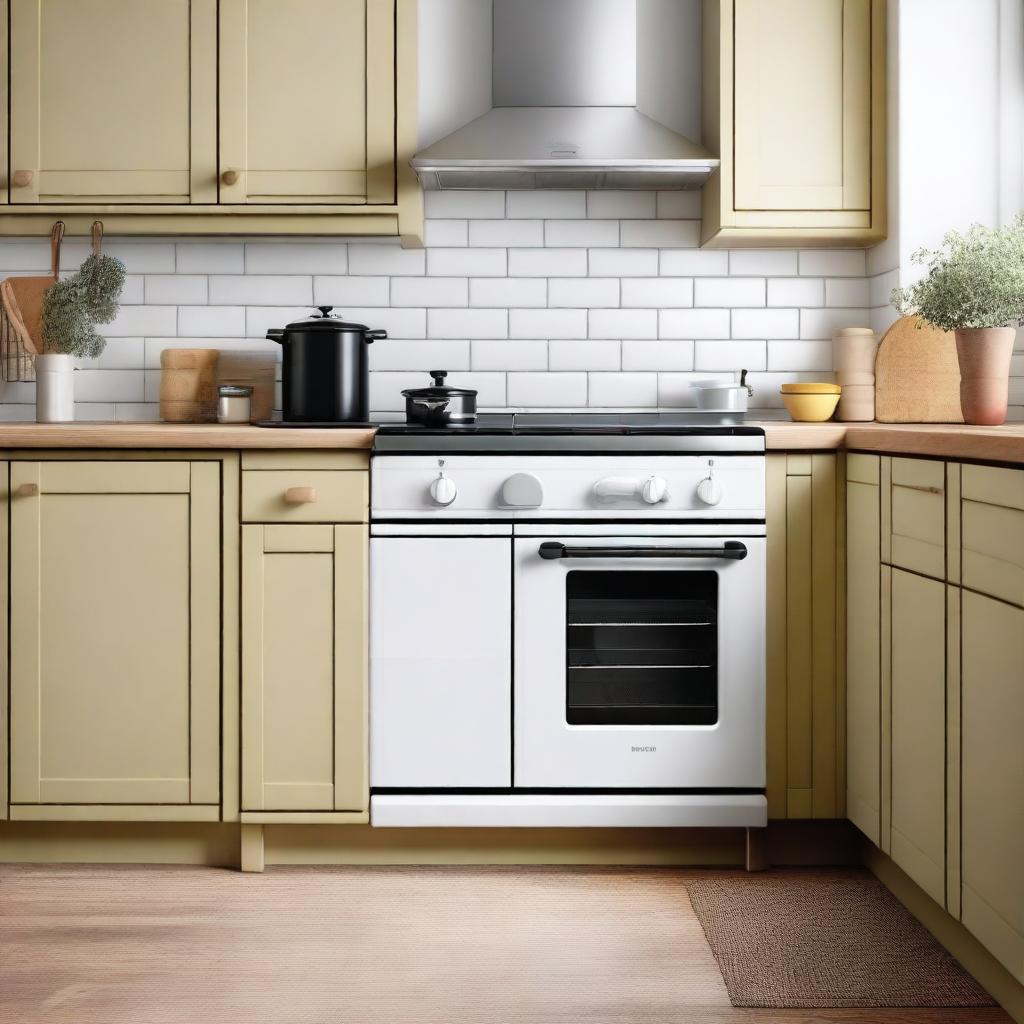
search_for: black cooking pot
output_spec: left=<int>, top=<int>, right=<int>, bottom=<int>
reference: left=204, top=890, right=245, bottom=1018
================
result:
left=402, top=370, right=478, bottom=425
left=267, top=306, right=386, bottom=423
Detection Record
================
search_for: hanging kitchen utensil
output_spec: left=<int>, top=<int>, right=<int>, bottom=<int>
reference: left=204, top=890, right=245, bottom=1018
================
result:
left=0, top=220, right=64, bottom=381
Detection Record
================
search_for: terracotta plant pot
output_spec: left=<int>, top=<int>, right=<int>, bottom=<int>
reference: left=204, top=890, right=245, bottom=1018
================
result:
left=954, top=327, right=1017, bottom=425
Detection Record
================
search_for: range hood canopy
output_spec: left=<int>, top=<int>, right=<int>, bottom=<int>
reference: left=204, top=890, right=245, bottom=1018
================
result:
left=413, top=0, right=718, bottom=191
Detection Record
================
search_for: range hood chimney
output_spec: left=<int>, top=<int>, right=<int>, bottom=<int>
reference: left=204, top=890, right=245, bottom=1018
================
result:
left=413, top=0, right=718, bottom=191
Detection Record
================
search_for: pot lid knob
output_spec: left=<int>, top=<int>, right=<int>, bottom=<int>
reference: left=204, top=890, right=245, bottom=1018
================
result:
left=316, top=305, right=335, bottom=318
left=430, top=370, right=448, bottom=386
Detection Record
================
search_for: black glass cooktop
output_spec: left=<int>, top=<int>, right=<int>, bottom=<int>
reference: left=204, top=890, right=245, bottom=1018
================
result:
left=376, top=412, right=755, bottom=435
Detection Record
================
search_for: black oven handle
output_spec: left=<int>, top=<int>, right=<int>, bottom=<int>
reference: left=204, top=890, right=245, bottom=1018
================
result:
left=538, top=541, right=748, bottom=561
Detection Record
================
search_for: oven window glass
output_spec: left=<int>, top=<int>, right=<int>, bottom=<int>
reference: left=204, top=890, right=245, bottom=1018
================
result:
left=565, top=570, right=718, bottom=726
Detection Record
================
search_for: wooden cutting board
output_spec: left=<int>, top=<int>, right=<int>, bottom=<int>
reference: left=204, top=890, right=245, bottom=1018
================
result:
left=874, top=315, right=963, bottom=423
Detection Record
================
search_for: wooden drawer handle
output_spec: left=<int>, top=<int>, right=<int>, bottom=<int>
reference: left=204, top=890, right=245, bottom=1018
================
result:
left=284, top=486, right=317, bottom=505
left=221, top=169, right=240, bottom=186
left=12, top=170, right=34, bottom=188
left=16, top=482, right=39, bottom=497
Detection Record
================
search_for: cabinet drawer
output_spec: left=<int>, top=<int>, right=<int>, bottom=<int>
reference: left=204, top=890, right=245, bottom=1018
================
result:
left=962, top=465, right=1024, bottom=607
left=889, top=458, right=945, bottom=579
left=242, top=470, right=367, bottom=523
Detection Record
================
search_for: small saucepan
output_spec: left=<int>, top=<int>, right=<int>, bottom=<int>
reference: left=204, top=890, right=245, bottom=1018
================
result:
left=402, top=370, right=477, bottom=426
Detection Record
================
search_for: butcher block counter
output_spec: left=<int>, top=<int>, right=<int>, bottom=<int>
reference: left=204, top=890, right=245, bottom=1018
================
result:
left=0, top=421, right=1022, bottom=465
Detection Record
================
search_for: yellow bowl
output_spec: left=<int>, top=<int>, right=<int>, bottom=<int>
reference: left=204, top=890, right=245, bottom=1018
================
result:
left=780, top=382, right=841, bottom=395
left=782, top=390, right=841, bottom=422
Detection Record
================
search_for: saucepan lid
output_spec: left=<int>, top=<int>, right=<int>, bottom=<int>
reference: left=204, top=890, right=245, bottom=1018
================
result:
left=401, top=370, right=477, bottom=399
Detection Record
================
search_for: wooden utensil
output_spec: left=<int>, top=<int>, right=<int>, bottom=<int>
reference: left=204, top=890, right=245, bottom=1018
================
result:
left=874, top=315, right=963, bottom=423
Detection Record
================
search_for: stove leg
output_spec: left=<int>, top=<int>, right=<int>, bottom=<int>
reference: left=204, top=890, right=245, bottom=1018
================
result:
left=745, top=827, right=768, bottom=872
left=241, top=824, right=265, bottom=873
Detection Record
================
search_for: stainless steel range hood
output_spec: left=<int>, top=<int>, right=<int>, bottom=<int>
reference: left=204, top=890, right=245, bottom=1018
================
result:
left=414, top=0, right=718, bottom=191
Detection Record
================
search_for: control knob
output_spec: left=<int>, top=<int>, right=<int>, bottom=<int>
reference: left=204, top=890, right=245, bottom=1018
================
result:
left=501, top=472, right=543, bottom=509
left=639, top=476, right=669, bottom=505
left=696, top=460, right=723, bottom=507
left=429, top=459, right=458, bottom=506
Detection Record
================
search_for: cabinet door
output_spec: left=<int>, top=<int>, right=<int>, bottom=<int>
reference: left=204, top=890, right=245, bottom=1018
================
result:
left=889, top=568, right=947, bottom=906
left=733, top=0, right=871, bottom=212
left=846, top=455, right=881, bottom=845
left=9, top=461, right=220, bottom=810
left=242, top=524, right=367, bottom=812
left=9, top=0, right=217, bottom=204
left=961, top=591, right=1024, bottom=984
left=219, top=0, right=395, bottom=205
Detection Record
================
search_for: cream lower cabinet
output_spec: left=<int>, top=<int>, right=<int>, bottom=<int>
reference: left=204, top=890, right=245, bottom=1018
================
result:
left=8, top=460, right=221, bottom=818
left=241, top=524, right=368, bottom=814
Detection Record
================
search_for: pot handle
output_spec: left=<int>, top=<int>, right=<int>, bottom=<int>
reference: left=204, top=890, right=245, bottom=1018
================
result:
left=411, top=397, right=450, bottom=412
left=365, top=329, right=387, bottom=344
left=266, top=329, right=285, bottom=343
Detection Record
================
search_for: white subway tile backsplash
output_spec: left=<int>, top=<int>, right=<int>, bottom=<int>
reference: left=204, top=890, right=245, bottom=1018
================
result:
left=245, top=306, right=312, bottom=338
left=2, top=239, right=59, bottom=272
left=732, top=308, right=798, bottom=339
left=694, top=339, right=767, bottom=372
left=76, top=337, right=145, bottom=370
left=430, top=308, right=507, bottom=339
left=118, top=276, right=145, bottom=305
left=62, top=242, right=175, bottom=274
left=391, top=277, right=468, bottom=308
left=660, top=308, right=730, bottom=339
left=587, top=191, right=656, bottom=219
left=314, top=276, right=390, bottom=307
left=508, top=248, right=587, bottom=277
left=423, top=219, right=469, bottom=247
left=101, top=305, right=178, bottom=337
left=72, top=369, right=145, bottom=403
left=799, top=250, right=867, bottom=277
left=507, top=372, right=587, bottom=407
left=429, top=247, right=507, bottom=277
left=370, top=339, right=470, bottom=372
left=655, top=192, right=702, bottom=219
left=470, top=219, right=544, bottom=247
left=549, top=339, right=620, bottom=371
left=825, top=277, right=871, bottom=307
left=589, top=308, right=657, bottom=340
left=869, top=268, right=900, bottom=309
left=549, top=278, right=620, bottom=308
left=546, top=220, right=619, bottom=247
left=349, top=244, right=426, bottom=276
left=510, top=308, right=587, bottom=339
left=767, top=340, right=834, bottom=372
left=622, top=339, right=694, bottom=371
left=177, top=305, right=246, bottom=337
left=694, top=278, right=765, bottom=308
left=621, top=220, right=699, bottom=248
left=621, top=278, right=693, bottom=308
left=144, top=275, right=207, bottom=305
left=588, top=372, right=657, bottom=407
left=658, top=372, right=718, bottom=408
left=424, top=191, right=505, bottom=219
left=245, top=243, right=348, bottom=275
left=210, top=275, right=312, bottom=306
left=660, top=249, right=729, bottom=276
left=800, top=307, right=870, bottom=339
left=729, top=251, right=798, bottom=276
left=470, top=339, right=549, bottom=371
left=144, top=337, right=276, bottom=370
left=508, top=191, right=586, bottom=219
left=74, top=402, right=117, bottom=422
left=345, top=307, right=425, bottom=338
left=176, top=242, right=245, bottom=274
left=767, top=277, right=824, bottom=308
left=470, top=278, right=547, bottom=308
left=589, top=249, right=658, bottom=277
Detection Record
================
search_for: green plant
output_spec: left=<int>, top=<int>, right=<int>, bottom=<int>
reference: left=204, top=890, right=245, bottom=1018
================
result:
left=891, top=213, right=1024, bottom=331
left=41, top=250, right=126, bottom=358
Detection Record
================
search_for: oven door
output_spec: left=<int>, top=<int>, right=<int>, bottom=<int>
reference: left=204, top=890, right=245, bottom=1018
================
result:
left=513, top=532, right=765, bottom=790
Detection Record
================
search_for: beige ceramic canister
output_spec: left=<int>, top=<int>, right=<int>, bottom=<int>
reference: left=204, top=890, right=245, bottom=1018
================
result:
left=833, top=327, right=878, bottom=421
left=160, top=348, right=220, bottom=422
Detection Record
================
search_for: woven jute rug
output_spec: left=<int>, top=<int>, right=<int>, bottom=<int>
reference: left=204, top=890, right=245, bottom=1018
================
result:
left=686, top=868, right=996, bottom=1008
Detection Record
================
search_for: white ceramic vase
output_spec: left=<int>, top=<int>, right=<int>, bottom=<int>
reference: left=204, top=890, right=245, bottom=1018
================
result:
left=35, top=353, right=75, bottom=423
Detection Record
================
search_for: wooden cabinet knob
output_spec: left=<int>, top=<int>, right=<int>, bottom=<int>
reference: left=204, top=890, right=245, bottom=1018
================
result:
left=221, top=169, right=240, bottom=186
left=12, top=170, right=34, bottom=188
left=284, top=486, right=317, bottom=505
left=16, top=482, right=39, bottom=497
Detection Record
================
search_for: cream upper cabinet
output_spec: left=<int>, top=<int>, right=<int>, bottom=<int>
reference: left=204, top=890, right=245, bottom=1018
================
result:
left=961, top=590, right=1024, bottom=985
left=9, top=0, right=217, bottom=205
left=702, top=0, right=886, bottom=247
left=8, top=460, right=220, bottom=815
left=242, top=524, right=368, bottom=814
left=219, top=0, right=395, bottom=206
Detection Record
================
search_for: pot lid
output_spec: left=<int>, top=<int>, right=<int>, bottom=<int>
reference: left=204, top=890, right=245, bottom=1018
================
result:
left=402, top=370, right=478, bottom=399
left=285, top=306, right=371, bottom=332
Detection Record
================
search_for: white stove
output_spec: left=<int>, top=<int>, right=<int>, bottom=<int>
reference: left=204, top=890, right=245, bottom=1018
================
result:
left=369, top=414, right=767, bottom=829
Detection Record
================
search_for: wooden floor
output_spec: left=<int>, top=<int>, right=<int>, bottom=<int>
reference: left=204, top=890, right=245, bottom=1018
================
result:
left=0, top=865, right=1011, bottom=1024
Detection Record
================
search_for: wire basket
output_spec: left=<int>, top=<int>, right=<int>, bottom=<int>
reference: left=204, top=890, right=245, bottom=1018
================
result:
left=0, top=297, right=35, bottom=382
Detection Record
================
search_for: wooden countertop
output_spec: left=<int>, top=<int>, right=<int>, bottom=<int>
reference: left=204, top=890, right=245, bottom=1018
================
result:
left=756, top=421, right=1024, bottom=465
left=1, top=420, right=1022, bottom=465
left=0, top=422, right=376, bottom=449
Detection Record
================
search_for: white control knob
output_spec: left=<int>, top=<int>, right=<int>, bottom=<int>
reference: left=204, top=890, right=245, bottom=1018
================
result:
left=639, top=476, right=669, bottom=505
left=501, top=472, right=543, bottom=509
left=697, top=476, right=723, bottom=507
left=429, top=459, right=457, bottom=506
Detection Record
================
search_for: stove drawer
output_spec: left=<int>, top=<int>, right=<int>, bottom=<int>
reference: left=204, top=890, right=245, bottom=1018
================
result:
left=242, top=469, right=368, bottom=523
